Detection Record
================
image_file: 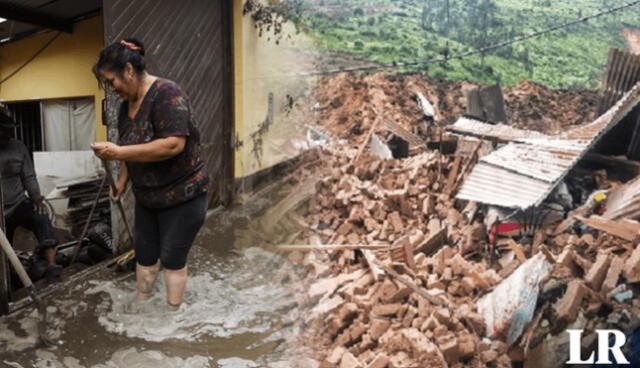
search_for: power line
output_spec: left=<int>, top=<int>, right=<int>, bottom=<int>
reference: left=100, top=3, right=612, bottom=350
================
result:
left=294, top=0, right=640, bottom=78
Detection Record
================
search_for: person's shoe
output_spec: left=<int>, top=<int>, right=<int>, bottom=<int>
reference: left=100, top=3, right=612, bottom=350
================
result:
left=45, top=265, right=62, bottom=284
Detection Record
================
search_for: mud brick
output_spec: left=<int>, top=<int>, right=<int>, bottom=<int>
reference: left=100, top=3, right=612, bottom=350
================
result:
left=415, top=253, right=427, bottom=269
left=364, top=218, right=380, bottom=232
left=458, top=333, right=477, bottom=359
left=366, top=353, right=390, bottom=368
left=469, top=269, right=491, bottom=289
left=433, top=324, right=448, bottom=337
left=573, top=253, right=593, bottom=273
left=348, top=321, right=367, bottom=342
left=417, top=297, right=432, bottom=317
left=602, top=256, right=625, bottom=293
left=400, top=328, right=440, bottom=361
left=402, top=306, right=417, bottom=328
left=329, top=303, right=360, bottom=336
left=556, top=280, right=586, bottom=322
left=427, top=218, right=441, bottom=235
left=438, top=337, right=459, bottom=363
left=347, top=233, right=361, bottom=244
left=447, top=282, right=463, bottom=297
left=584, top=253, right=611, bottom=291
left=624, top=244, right=640, bottom=283
left=396, top=304, right=409, bottom=321
left=388, top=211, right=404, bottom=233
left=461, top=277, right=476, bottom=294
left=433, top=308, right=451, bottom=325
left=378, top=279, right=399, bottom=302
left=403, top=241, right=416, bottom=270
left=427, top=274, right=445, bottom=289
left=450, top=253, right=471, bottom=276
left=466, top=312, right=485, bottom=334
left=372, top=303, right=402, bottom=317
left=389, top=286, right=412, bottom=303
left=442, top=267, right=453, bottom=281
left=433, top=249, right=446, bottom=275
left=420, top=315, right=440, bottom=332
left=370, top=318, right=391, bottom=340
left=557, top=247, right=574, bottom=266
left=422, top=194, right=436, bottom=215
left=481, top=349, right=499, bottom=363
left=351, top=273, right=374, bottom=295
left=326, top=346, right=347, bottom=365
left=340, top=351, right=364, bottom=368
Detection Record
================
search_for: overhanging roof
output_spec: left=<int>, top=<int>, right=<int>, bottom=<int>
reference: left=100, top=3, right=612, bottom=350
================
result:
left=0, top=0, right=101, bottom=44
left=456, top=82, right=640, bottom=209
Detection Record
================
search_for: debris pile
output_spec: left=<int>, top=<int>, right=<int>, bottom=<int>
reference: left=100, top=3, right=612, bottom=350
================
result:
left=269, top=72, right=637, bottom=367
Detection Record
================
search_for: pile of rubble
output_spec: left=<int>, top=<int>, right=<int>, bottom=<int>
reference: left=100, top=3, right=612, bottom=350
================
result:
left=283, top=147, right=640, bottom=367
left=306, top=73, right=599, bottom=145
left=270, top=72, right=638, bottom=367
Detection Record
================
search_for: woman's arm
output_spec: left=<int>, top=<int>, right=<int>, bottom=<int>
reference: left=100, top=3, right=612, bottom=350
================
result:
left=112, top=161, right=129, bottom=201
left=91, top=136, right=186, bottom=162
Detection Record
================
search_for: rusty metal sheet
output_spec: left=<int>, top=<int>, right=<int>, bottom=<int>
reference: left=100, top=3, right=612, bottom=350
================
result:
left=457, top=83, right=640, bottom=209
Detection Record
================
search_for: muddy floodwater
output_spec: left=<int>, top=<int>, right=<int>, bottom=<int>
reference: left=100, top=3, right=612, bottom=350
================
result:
left=0, top=197, right=306, bottom=368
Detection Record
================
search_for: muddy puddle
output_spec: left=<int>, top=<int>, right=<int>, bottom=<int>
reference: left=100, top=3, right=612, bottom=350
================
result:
left=0, top=197, right=306, bottom=368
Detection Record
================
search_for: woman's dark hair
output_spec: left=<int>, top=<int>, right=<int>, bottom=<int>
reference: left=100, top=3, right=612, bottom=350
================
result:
left=92, top=38, right=146, bottom=83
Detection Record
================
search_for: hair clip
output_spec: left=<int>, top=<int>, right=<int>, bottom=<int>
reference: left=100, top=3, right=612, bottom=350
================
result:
left=120, top=40, right=140, bottom=51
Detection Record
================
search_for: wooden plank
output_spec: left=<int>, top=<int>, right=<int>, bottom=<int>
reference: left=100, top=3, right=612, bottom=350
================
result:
left=575, top=215, right=640, bottom=242
left=277, top=244, right=390, bottom=251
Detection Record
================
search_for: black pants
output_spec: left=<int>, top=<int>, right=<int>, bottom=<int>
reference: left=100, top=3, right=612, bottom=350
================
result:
left=135, top=193, right=207, bottom=270
left=6, top=200, right=56, bottom=252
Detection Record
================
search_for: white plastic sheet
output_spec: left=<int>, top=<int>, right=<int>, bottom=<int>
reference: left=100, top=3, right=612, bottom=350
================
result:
left=477, top=253, right=552, bottom=345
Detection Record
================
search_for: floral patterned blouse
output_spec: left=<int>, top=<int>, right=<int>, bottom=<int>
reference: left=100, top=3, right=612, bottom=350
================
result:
left=118, top=78, right=209, bottom=209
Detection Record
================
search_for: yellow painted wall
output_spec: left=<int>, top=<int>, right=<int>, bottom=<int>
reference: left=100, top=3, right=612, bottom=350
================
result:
left=0, top=16, right=106, bottom=141
left=233, top=0, right=318, bottom=179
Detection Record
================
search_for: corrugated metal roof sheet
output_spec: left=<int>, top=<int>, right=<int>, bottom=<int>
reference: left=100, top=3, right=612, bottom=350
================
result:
left=456, top=82, right=640, bottom=209
left=447, top=117, right=550, bottom=142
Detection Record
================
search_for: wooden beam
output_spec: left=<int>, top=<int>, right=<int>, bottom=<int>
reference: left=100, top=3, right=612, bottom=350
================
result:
left=0, top=2, right=73, bottom=33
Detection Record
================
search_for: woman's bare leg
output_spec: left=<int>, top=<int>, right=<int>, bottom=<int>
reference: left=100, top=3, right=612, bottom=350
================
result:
left=164, top=266, right=187, bottom=309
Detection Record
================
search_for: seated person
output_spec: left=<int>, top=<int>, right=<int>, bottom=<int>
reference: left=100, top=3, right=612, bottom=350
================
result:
left=0, top=108, right=61, bottom=283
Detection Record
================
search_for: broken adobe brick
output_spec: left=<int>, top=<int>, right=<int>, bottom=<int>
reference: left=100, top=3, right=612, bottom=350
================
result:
left=449, top=253, right=471, bottom=276
left=420, top=314, right=440, bottom=332
left=387, top=211, right=404, bottom=233
left=370, top=318, right=392, bottom=340
left=367, top=353, right=390, bottom=368
left=347, top=233, right=361, bottom=244
left=372, top=303, right=402, bottom=317
left=339, top=351, right=364, bottom=368
left=326, top=346, right=347, bottom=366
left=437, top=336, right=459, bottom=363
left=458, top=333, right=477, bottom=359
left=602, top=256, right=625, bottom=293
left=556, top=280, right=586, bottom=322
left=624, top=244, right=640, bottom=283
left=584, top=252, right=611, bottom=291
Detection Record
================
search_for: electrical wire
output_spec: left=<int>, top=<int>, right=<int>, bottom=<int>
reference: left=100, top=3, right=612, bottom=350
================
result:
left=290, top=0, right=640, bottom=78
left=0, top=31, right=62, bottom=86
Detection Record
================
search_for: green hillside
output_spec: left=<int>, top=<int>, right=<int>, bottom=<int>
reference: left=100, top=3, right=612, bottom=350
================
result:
left=294, top=0, right=640, bottom=88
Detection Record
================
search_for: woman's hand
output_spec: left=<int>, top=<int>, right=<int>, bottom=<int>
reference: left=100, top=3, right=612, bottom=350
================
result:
left=91, top=142, right=122, bottom=160
left=110, top=181, right=126, bottom=202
